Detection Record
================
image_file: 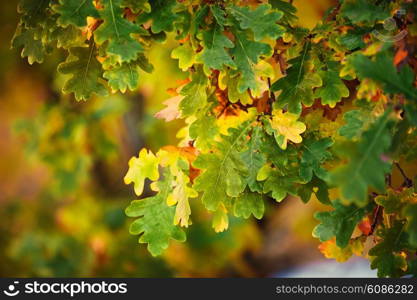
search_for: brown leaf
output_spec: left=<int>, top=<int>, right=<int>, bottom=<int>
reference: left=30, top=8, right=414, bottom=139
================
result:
left=301, top=99, right=343, bottom=121
left=254, top=91, right=270, bottom=114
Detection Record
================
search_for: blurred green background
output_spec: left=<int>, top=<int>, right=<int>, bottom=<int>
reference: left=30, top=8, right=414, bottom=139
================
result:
left=0, top=0, right=338, bottom=277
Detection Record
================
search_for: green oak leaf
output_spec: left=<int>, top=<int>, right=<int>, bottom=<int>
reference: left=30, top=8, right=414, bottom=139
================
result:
left=179, top=69, right=208, bottom=117
left=58, top=46, right=108, bottom=101
left=315, top=62, right=349, bottom=107
left=375, top=189, right=414, bottom=214
left=125, top=169, right=186, bottom=256
left=351, top=51, right=417, bottom=125
left=230, top=28, right=272, bottom=93
left=12, top=27, right=49, bottom=65
left=173, top=10, right=191, bottom=41
left=260, top=132, right=298, bottom=168
left=261, top=169, right=298, bottom=202
left=376, top=195, right=402, bottom=215
left=272, top=43, right=322, bottom=114
left=193, top=121, right=253, bottom=211
left=233, top=191, right=265, bottom=219
left=300, top=137, right=333, bottom=183
left=137, top=0, right=178, bottom=33
left=338, top=28, right=367, bottom=50
left=210, top=5, right=227, bottom=27
left=49, top=25, right=85, bottom=49
left=258, top=133, right=301, bottom=202
left=196, top=5, right=234, bottom=71
left=103, top=55, right=152, bottom=93
left=189, top=107, right=219, bottom=150
left=197, top=24, right=235, bottom=71
left=104, top=62, right=139, bottom=93
left=351, top=52, right=417, bottom=101
left=122, top=0, right=150, bottom=13
left=405, top=104, right=417, bottom=127
left=190, top=5, right=209, bottom=37
left=341, top=0, right=389, bottom=24
left=390, top=118, right=415, bottom=158
left=339, top=110, right=366, bottom=140
left=18, top=0, right=51, bottom=28
left=241, top=127, right=267, bottom=193
left=369, top=221, right=409, bottom=277
left=228, top=4, right=285, bottom=41
left=53, top=0, right=99, bottom=27
left=269, top=0, right=297, bottom=24
left=313, top=199, right=373, bottom=248
left=95, top=0, right=144, bottom=62
left=297, top=177, right=330, bottom=205
left=329, top=112, right=393, bottom=206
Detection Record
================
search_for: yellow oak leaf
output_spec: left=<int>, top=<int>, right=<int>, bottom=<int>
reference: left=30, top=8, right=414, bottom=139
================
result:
left=270, top=109, right=306, bottom=149
left=318, top=238, right=364, bottom=263
left=251, top=60, right=275, bottom=98
left=157, top=148, right=182, bottom=175
left=217, top=107, right=258, bottom=135
left=124, top=148, right=160, bottom=196
left=158, top=145, right=198, bottom=175
left=167, top=171, right=198, bottom=227
left=212, top=203, right=229, bottom=233
left=218, top=71, right=253, bottom=105
left=171, top=43, right=196, bottom=71
left=160, top=145, right=198, bottom=164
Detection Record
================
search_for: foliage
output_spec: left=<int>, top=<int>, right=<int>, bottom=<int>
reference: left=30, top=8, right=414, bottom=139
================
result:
left=12, top=0, right=417, bottom=277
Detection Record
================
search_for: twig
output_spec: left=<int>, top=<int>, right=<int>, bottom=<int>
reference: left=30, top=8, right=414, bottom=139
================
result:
left=266, top=78, right=275, bottom=115
left=395, top=162, right=413, bottom=187
left=369, top=205, right=382, bottom=236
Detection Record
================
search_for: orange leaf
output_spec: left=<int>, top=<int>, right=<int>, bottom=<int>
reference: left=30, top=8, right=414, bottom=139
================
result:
left=160, top=145, right=199, bottom=163
left=358, top=216, right=372, bottom=236
left=166, top=79, right=191, bottom=96
left=394, top=48, right=408, bottom=66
